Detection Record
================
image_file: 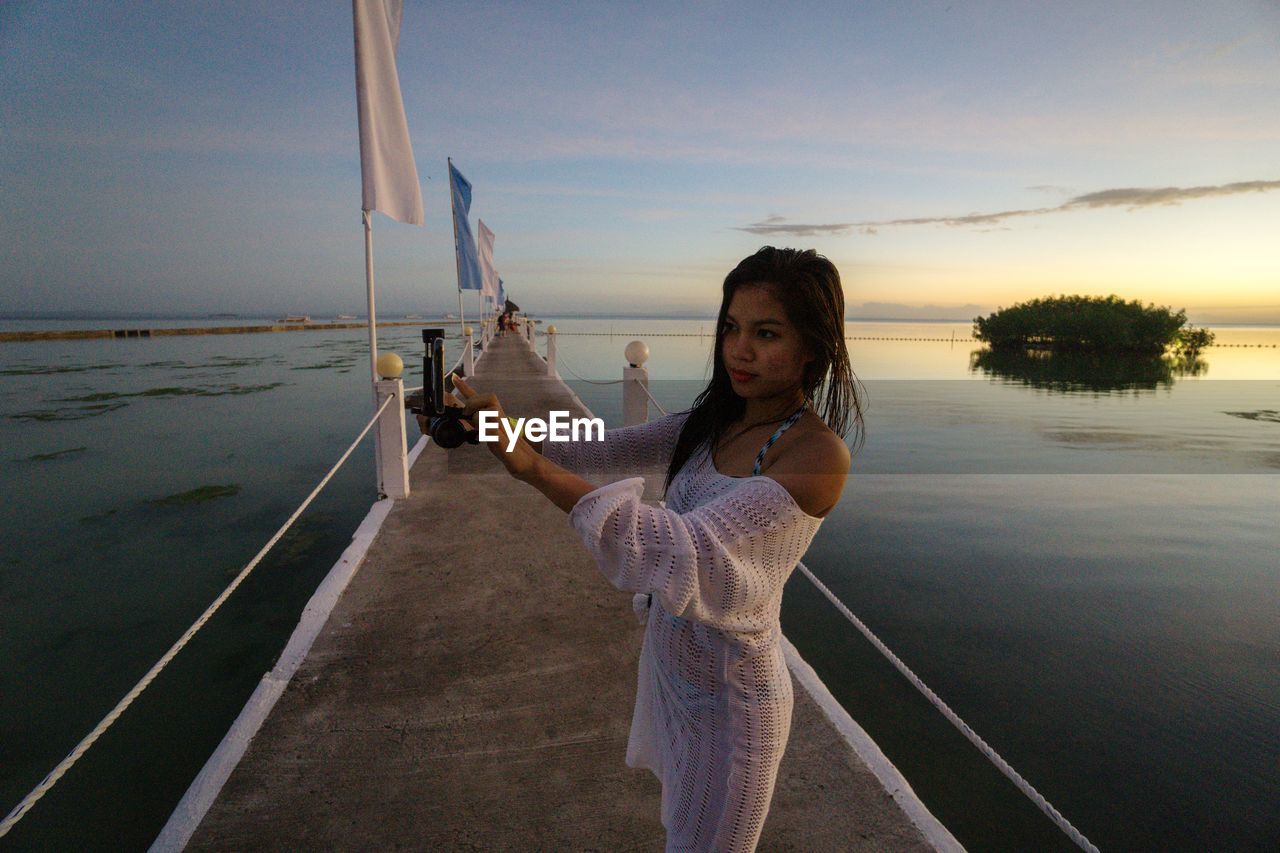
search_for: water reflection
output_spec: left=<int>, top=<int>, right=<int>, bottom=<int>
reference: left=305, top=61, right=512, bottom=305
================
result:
left=969, top=347, right=1209, bottom=392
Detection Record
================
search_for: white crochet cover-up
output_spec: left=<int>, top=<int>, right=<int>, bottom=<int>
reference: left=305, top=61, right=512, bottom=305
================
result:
left=544, top=410, right=824, bottom=851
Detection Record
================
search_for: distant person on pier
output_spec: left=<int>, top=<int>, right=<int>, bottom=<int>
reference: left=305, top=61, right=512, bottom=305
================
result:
left=433, top=247, right=863, bottom=851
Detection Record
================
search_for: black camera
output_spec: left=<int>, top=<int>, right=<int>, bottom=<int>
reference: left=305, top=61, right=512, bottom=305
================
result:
left=423, top=404, right=478, bottom=449
left=407, top=328, right=479, bottom=449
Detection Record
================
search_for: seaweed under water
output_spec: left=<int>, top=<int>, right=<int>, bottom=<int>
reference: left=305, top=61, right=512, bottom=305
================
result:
left=26, top=446, right=88, bottom=461
left=1224, top=409, right=1280, bottom=423
left=137, top=356, right=284, bottom=370
left=52, top=383, right=288, bottom=402
left=291, top=360, right=358, bottom=371
left=78, top=507, right=119, bottom=524
left=10, top=402, right=130, bottom=421
left=148, top=484, right=241, bottom=506
left=0, top=363, right=126, bottom=376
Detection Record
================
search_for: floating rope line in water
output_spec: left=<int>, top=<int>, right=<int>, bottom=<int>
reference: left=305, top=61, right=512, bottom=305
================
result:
left=552, top=332, right=973, bottom=341
left=794, top=561, right=1100, bottom=853
left=0, top=392, right=400, bottom=839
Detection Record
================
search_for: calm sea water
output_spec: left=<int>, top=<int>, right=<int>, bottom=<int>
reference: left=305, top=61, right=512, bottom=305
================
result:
left=1, top=316, right=1277, bottom=850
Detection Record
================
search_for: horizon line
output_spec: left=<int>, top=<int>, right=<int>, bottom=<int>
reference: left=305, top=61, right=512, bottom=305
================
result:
left=3, top=310, right=1278, bottom=326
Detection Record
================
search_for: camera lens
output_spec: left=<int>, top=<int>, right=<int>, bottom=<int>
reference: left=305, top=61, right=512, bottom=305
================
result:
left=430, top=416, right=469, bottom=449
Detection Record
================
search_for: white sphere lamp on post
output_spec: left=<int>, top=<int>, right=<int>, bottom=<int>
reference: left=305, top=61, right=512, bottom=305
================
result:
left=625, top=340, right=649, bottom=368
left=622, top=340, right=651, bottom=426
left=376, top=351, right=404, bottom=380
left=372, top=351, right=409, bottom=499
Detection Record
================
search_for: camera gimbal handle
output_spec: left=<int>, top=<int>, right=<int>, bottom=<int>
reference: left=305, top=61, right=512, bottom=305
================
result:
left=421, top=327, right=447, bottom=416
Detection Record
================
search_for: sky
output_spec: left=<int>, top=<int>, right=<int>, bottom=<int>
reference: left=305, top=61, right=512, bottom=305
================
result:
left=2, top=0, right=1278, bottom=323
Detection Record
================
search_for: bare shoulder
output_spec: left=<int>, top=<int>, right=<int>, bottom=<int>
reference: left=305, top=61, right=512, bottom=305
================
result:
left=761, top=415, right=851, bottom=519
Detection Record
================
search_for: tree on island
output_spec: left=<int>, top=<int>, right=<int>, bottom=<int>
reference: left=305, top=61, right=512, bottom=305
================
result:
left=972, top=294, right=1214, bottom=354
left=1170, top=325, right=1214, bottom=355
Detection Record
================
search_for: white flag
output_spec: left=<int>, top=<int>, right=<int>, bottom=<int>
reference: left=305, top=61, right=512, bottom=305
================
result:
left=477, top=219, right=500, bottom=298
left=352, top=0, right=423, bottom=225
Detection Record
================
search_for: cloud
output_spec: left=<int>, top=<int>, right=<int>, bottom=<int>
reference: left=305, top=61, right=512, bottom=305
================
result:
left=1066, top=180, right=1280, bottom=208
left=736, top=221, right=858, bottom=237
left=1025, top=184, right=1073, bottom=196
left=738, top=178, right=1280, bottom=236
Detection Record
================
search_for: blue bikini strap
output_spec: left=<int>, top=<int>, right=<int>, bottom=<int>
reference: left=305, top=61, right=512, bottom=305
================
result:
left=752, top=406, right=807, bottom=477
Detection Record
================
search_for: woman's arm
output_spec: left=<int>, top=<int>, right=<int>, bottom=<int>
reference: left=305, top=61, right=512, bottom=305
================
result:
left=446, top=376, right=688, bottom=480
left=517, top=454, right=597, bottom=513
left=566, top=475, right=816, bottom=633
left=540, top=409, right=689, bottom=479
left=443, top=377, right=614, bottom=511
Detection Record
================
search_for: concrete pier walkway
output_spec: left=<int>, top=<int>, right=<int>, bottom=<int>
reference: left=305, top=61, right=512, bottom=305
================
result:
left=179, top=332, right=945, bottom=850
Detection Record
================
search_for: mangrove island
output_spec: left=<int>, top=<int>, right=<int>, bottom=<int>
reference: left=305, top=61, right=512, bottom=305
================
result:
left=972, top=294, right=1215, bottom=355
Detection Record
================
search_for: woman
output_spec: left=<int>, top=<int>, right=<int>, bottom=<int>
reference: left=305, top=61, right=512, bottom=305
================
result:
left=439, top=246, right=864, bottom=851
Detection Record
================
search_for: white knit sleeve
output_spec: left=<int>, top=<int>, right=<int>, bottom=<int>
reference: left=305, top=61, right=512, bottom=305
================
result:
left=567, top=475, right=817, bottom=634
left=542, top=410, right=689, bottom=479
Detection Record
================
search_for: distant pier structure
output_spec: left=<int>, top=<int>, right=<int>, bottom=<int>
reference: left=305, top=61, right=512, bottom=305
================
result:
left=0, top=319, right=453, bottom=343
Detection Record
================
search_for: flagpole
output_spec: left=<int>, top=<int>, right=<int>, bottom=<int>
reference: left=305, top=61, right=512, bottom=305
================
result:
left=447, top=157, right=467, bottom=338
left=363, top=209, right=379, bottom=384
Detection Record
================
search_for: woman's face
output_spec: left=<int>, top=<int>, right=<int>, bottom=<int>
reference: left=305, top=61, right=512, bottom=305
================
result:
left=720, top=284, right=813, bottom=403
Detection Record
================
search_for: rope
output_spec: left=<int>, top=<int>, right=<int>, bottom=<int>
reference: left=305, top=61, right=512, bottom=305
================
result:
left=556, top=354, right=624, bottom=385
left=793, top=561, right=1100, bottom=853
left=0, top=391, right=400, bottom=839
left=633, top=378, right=669, bottom=417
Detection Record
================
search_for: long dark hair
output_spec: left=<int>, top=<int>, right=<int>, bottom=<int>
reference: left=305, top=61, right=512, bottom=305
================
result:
left=663, top=246, right=866, bottom=493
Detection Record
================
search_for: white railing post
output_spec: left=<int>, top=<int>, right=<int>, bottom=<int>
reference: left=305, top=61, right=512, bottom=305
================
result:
left=546, top=324, right=557, bottom=376
left=622, top=339, right=650, bottom=426
left=374, top=377, right=409, bottom=499
left=527, top=316, right=535, bottom=344
left=463, top=325, right=475, bottom=376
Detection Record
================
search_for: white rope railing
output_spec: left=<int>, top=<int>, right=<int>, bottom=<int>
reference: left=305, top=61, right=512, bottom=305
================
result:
left=633, top=378, right=669, bottom=417
left=556, top=354, right=623, bottom=385
left=0, top=392, right=400, bottom=839
left=794, top=561, right=1100, bottom=852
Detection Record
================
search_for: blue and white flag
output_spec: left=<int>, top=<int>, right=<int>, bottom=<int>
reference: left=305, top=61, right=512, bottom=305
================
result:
left=352, top=0, right=423, bottom=225
left=477, top=219, right=500, bottom=301
left=449, top=161, right=483, bottom=291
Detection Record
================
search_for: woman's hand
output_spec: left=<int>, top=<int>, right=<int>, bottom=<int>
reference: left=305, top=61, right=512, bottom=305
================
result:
left=449, top=376, right=542, bottom=481
left=415, top=377, right=595, bottom=514
left=414, top=385, right=465, bottom=437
